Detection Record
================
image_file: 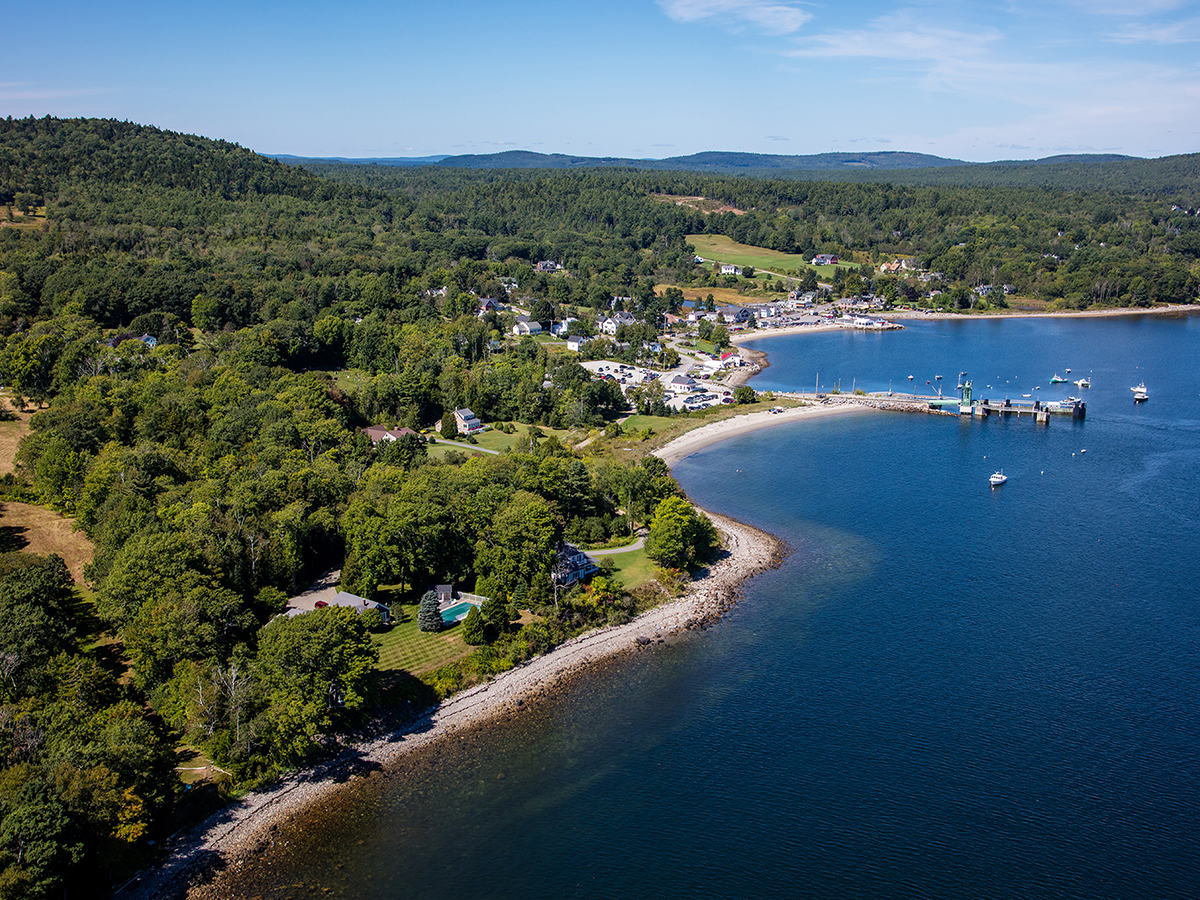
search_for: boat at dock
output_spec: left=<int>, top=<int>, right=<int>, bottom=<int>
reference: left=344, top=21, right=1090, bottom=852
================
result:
left=1132, top=383, right=1148, bottom=402
left=990, top=470, right=1008, bottom=487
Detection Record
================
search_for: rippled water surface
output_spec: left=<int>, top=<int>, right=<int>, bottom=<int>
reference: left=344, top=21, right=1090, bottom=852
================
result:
left=240, top=315, right=1200, bottom=899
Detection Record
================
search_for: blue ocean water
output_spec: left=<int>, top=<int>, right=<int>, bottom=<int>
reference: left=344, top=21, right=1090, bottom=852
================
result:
left=240, top=315, right=1200, bottom=900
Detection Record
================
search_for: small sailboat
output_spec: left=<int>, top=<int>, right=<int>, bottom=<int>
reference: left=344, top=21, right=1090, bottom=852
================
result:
left=990, top=470, right=1008, bottom=487
left=1131, top=382, right=1148, bottom=402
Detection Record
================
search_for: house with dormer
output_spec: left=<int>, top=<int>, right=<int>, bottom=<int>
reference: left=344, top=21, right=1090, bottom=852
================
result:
left=454, top=408, right=484, bottom=434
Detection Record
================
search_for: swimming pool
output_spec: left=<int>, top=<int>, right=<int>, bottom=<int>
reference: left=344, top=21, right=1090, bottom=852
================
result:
left=440, top=601, right=479, bottom=623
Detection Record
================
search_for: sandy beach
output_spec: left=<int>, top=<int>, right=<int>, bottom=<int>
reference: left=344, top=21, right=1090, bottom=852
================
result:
left=128, top=418, right=829, bottom=898
left=654, top=402, right=867, bottom=466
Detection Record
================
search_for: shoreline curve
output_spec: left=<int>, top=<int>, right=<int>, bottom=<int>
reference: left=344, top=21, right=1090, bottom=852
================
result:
left=128, top=410, right=841, bottom=898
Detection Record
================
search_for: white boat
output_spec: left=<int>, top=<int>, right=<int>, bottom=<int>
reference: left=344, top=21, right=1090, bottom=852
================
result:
left=1131, top=383, right=1148, bottom=402
left=990, top=470, right=1007, bottom=487
left=1074, top=377, right=1090, bottom=388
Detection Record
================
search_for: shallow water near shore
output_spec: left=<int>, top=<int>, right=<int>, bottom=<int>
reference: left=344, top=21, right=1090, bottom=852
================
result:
left=220, top=314, right=1200, bottom=899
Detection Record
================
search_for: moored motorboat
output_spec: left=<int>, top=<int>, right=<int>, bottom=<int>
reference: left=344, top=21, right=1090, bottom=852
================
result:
left=1074, top=377, right=1090, bottom=388
left=990, top=470, right=1007, bottom=487
left=1050, top=374, right=1068, bottom=383
left=1131, top=383, right=1148, bottom=402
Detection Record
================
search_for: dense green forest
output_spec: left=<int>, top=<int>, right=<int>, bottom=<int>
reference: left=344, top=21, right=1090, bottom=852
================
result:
left=0, top=116, right=1196, bottom=899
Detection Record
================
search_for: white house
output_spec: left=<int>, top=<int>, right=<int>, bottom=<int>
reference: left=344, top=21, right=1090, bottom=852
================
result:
left=454, top=408, right=484, bottom=434
left=720, top=264, right=742, bottom=275
left=600, top=311, right=636, bottom=336
left=812, top=254, right=839, bottom=265
left=566, top=335, right=591, bottom=352
left=552, top=317, right=579, bottom=337
left=512, top=315, right=544, bottom=336
left=661, top=373, right=698, bottom=394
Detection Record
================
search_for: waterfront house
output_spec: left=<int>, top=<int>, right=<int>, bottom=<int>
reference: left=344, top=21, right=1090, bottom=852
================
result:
left=284, top=591, right=392, bottom=625
left=552, top=541, right=599, bottom=586
left=661, top=373, right=698, bottom=394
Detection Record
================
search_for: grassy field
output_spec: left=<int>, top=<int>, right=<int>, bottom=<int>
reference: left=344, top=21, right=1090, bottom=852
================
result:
left=688, top=234, right=853, bottom=277
left=372, top=602, right=473, bottom=675
left=602, top=546, right=657, bottom=590
left=471, top=424, right=589, bottom=453
left=425, top=441, right=490, bottom=461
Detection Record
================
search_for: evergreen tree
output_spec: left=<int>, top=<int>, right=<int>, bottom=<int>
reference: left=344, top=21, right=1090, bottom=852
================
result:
left=417, top=589, right=444, bottom=632
left=461, top=605, right=485, bottom=645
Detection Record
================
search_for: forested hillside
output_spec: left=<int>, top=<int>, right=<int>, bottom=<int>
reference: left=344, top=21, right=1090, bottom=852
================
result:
left=0, top=117, right=1196, bottom=899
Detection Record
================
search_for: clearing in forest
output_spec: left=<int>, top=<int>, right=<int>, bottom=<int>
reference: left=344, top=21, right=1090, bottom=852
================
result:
left=0, top=502, right=94, bottom=583
left=689, top=234, right=848, bottom=275
left=0, top=395, right=95, bottom=583
left=650, top=194, right=747, bottom=215
left=0, top=398, right=33, bottom=473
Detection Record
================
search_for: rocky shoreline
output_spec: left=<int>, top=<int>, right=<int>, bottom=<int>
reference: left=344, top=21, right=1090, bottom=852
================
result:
left=125, top=511, right=785, bottom=900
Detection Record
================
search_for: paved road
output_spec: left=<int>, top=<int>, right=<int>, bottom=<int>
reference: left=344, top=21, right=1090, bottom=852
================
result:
left=587, top=535, right=646, bottom=556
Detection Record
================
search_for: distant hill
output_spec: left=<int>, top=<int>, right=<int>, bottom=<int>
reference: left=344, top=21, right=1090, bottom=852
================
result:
left=271, top=153, right=450, bottom=167
left=275, top=149, right=974, bottom=172
left=0, top=116, right=334, bottom=202
left=270, top=148, right=1200, bottom=193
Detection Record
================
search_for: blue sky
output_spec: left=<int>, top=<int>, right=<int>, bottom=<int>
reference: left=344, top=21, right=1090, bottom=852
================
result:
left=4, top=0, right=1200, bottom=161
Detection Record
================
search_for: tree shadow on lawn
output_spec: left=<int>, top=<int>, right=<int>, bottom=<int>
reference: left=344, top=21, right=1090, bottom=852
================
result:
left=0, top=523, right=29, bottom=553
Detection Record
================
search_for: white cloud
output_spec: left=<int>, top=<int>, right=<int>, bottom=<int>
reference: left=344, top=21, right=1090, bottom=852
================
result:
left=786, top=16, right=1002, bottom=66
left=1108, top=15, right=1200, bottom=43
left=0, top=82, right=95, bottom=101
left=658, top=0, right=812, bottom=34
left=1061, top=0, right=1189, bottom=16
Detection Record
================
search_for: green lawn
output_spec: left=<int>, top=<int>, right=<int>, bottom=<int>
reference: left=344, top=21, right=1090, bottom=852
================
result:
left=470, top=424, right=589, bottom=453
left=688, top=234, right=854, bottom=276
left=602, top=546, right=657, bottom=590
left=617, top=415, right=676, bottom=435
left=372, top=603, right=473, bottom=675
left=425, top=441, right=489, bottom=461
left=329, top=368, right=372, bottom=392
